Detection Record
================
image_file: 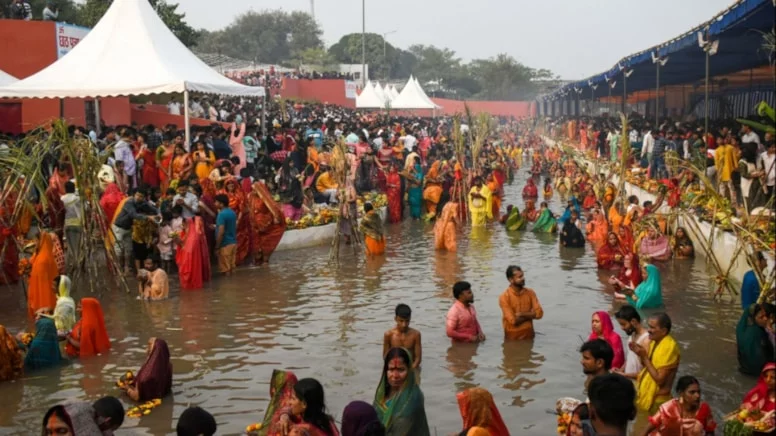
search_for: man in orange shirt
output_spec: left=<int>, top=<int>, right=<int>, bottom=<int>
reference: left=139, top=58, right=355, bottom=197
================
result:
left=498, top=265, right=544, bottom=340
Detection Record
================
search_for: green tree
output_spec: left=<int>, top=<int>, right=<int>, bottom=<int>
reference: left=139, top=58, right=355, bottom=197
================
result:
left=196, top=10, right=322, bottom=64
left=290, top=47, right=337, bottom=70
left=470, top=53, right=553, bottom=100
left=407, top=44, right=462, bottom=84
left=328, top=33, right=401, bottom=80
left=75, top=0, right=200, bottom=47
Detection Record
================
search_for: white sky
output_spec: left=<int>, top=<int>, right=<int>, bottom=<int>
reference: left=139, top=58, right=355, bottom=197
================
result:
left=174, top=0, right=734, bottom=79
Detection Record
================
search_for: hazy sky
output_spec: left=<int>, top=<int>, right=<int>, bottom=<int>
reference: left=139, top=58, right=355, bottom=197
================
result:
left=175, top=0, right=733, bottom=79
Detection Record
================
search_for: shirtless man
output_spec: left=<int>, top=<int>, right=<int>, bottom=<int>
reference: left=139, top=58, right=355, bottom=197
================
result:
left=383, top=304, right=422, bottom=369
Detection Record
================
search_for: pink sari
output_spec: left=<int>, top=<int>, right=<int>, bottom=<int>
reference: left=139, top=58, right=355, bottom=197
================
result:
left=176, top=217, right=211, bottom=290
left=639, top=234, right=672, bottom=261
left=588, top=311, right=625, bottom=369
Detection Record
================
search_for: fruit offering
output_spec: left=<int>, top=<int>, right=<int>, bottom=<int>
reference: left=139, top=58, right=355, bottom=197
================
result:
left=245, top=423, right=263, bottom=434
left=723, top=408, right=775, bottom=436
left=556, top=412, right=571, bottom=435
left=20, top=332, right=34, bottom=346
left=116, top=371, right=134, bottom=389
left=126, top=398, right=162, bottom=418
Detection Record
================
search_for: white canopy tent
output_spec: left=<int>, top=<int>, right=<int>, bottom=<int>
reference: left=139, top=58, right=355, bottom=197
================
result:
left=0, top=69, right=17, bottom=87
left=412, top=77, right=441, bottom=108
left=390, top=76, right=441, bottom=110
left=389, top=85, right=399, bottom=100
left=382, top=84, right=394, bottom=104
left=355, top=81, right=385, bottom=109
left=0, top=0, right=264, bottom=144
left=373, top=81, right=388, bottom=106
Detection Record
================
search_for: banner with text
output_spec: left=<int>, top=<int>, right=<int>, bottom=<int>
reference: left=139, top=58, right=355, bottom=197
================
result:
left=56, top=22, right=90, bottom=59
left=345, top=81, right=358, bottom=99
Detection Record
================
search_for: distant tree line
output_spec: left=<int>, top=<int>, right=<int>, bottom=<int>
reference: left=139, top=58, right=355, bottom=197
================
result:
left=8, top=0, right=556, bottom=100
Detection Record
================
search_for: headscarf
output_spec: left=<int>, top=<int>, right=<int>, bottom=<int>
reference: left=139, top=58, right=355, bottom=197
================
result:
left=0, top=325, right=23, bottom=382
left=261, top=370, right=300, bottom=434
left=134, top=338, right=173, bottom=401
left=559, top=196, right=580, bottom=225
left=532, top=208, right=557, bottom=233
left=588, top=311, right=625, bottom=369
left=626, top=264, right=663, bottom=309
left=617, top=254, right=643, bottom=288
left=373, top=349, right=430, bottom=436
left=736, top=304, right=775, bottom=376
left=99, top=183, right=125, bottom=223
left=53, top=275, right=76, bottom=332
left=456, top=388, right=510, bottom=436
left=742, top=362, right=776, bottom=412
left=617, top=226, right=635, bottom=254
left=25, top=317, right=61, bottom=371
left=341, top=401, right=382, bottom=436
left=62, top=402, right=104, bottom=436
left=78, top=298, right=111, bottom=357
left=639, top=225, right=672, bottom=260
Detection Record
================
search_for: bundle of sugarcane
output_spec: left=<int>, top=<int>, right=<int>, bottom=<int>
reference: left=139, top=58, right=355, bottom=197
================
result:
left=451, top=115, right=469, bottom=222
left=328, top=138, right=360, bottom=263
left=616, top=112, right=632, bottom=216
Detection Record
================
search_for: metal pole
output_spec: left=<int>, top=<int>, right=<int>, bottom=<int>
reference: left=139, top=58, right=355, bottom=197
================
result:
left=622, top=75, right=627, bottom=114
left=261, top=92, right=267, bottom=138
left=704, top=51, right=710, bottom=136
left=310, top=0, right=315, bottom=20
left=655, top=62, right=660, bottom=127
left=361, top=0, right=366, bottom=87
left=183, top=90, right=191, bottom=152
left=608, top=85, right=612, bottom=115
left=94, top=98, right=101, bottom=136
left=383, top=37, right=387, bottom=80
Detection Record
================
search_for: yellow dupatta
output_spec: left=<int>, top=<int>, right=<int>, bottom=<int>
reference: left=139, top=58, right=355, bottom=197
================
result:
left=636, top=335, right=680, bottom=412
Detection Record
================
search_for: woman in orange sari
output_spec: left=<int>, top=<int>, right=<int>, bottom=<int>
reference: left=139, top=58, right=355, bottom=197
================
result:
left=175, top=216, right=211, bottom=290
left=248, top=181, right=286, bottom=264
left=385, top=163, right=402, bottom=224
left=65, top=297, right=111, bottom=358
left=156, top=140, right=174, bottom=191
left=456, top=387, right=510, bottom=436
left=486, top=173, right=502, bottom=219
left=170, top=144, right=192, bottom=182
left=27, top=231, right=59, bottom=318
left=585, top=208, right=609, bottom=248
left=423, top=160, right=444, bottom=215
left=596, top=232, right=626, bottom=270
left=221, top=178, right=250, bottom=265
left=608, top=200, right=624, bottom=234
left=434, top=201, right=459, bottom=252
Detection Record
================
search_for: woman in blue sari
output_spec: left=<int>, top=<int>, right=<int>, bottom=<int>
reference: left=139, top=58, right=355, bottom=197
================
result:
left=407, top=157, right=424, bottom=220
left=23, top=316, right=62, bottom=371
left=618, top=263, right=663, bottom=309
left=557, top=196, right=580, bottom=227
left=373, top=347, right=430, bottom=436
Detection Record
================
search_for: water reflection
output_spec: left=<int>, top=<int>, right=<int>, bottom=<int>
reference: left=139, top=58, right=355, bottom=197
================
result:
left=445, top=343, right=479, bottom=390
left=500, top=340, right=545, bottom=407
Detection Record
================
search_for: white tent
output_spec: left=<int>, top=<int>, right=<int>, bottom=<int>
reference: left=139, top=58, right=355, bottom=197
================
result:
left=0, top=69, right=17, bottom=87
left=373, top=81, right=388, bottom=105
left=0, top=0, right=263, bottom=144
left=389, top=85, right=399, bottom=100
left=355, top=81, right=385, bottom=109
left=390, top=76, right=440, bottom=110
left=382, top=84, right=394, bottom=103
left=412, top=77, right=440, bottom=108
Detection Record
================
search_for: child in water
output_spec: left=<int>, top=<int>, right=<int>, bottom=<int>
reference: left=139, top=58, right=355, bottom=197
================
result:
left=383, top=304, right=422, bottom=369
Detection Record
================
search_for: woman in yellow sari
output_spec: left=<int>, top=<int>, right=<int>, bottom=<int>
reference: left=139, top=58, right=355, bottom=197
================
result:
left=192, top=140, right=215, bottom=180
left=171, top=144, right=192, bottom=182
left=422, top=160, right=444, bottom=215
left=468, top=177, right=492, bottom=227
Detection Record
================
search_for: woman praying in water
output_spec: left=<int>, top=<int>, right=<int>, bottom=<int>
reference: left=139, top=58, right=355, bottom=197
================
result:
left=121, top=338, right=173, bottom=402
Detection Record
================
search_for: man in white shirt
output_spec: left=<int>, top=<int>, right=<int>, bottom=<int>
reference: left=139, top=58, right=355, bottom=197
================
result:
left=42, top=0, right=58, bottom=20
left=759, top=136, right=776, bottom=198
left=741, top=124, right=762, bottom=153
left=61, top=181, right=82, bottom=272
left=640, top=128, right=654, bottom=163
left=402, top=130, right=417, bottom=152
left=167, top=99, right=181, bottom=115
left=173, top=180, right=200, bottom=219
left=614, top=305, right=650, bottom=380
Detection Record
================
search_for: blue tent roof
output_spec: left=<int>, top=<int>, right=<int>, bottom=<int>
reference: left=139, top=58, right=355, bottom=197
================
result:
left=545, top=0, right=774, bottom=100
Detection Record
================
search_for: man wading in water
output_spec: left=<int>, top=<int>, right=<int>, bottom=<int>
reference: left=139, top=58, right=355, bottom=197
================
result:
left=383, top=304, right=422, bottom=370
left=498, top=265, right=544, bottom=340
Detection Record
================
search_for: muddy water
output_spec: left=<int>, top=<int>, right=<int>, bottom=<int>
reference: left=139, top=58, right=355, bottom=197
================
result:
left=0, top=168, right=753, bottom=435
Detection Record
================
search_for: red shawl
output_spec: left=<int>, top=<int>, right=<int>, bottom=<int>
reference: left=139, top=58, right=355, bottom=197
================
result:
left=176, top=217, right=211, bottom=290
left=597, top=235, right=625, bottom=270
left=742, top=362, right=776, bottom=413
left=100, top=183, right=126, bottom=223
left=617, top=255, right=643, bottom=288
left=522, top=180, right=538, bottom=198
left=588, top=311, right=625, bottom=369
left=134, top=338, right=173, bottom=401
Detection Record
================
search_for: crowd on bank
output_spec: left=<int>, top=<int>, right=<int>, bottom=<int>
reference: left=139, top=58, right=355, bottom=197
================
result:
left=1, top=0, right=59, bottom=21
left=0, top=104, right=775, bottom=434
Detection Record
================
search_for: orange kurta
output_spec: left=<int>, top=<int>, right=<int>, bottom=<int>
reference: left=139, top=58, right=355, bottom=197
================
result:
left=27, top=232, right=59, bottom=318
left=498, top=287, right=543, bottom=340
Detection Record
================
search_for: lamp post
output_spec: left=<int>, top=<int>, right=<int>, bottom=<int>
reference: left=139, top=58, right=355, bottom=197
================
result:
left=652, top=52, right=669, bottom=127
left=698, top=31, right=719, bottom=137
left=383, top=30, right=397, bottom=80
left=361, top=0, right=366, bottom=87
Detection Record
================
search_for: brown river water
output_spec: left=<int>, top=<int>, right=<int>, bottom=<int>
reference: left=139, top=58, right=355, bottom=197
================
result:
left=0, top=168, right=753, bottom=435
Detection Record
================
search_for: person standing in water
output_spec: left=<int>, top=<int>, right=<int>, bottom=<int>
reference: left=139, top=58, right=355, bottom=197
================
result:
left=446, top=281, right=485, bottom=343
left=383, top=304, right=422, bottom=369
left=498, top=265, right=543, bottom=340
left=614, top=305, right=650, bottom=381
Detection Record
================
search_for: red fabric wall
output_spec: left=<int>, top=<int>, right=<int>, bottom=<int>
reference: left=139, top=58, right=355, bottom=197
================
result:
left=280, top=78, right=356, bottom=108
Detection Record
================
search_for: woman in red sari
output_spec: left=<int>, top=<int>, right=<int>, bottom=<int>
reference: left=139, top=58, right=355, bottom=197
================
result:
left=135, top=135, right=159, bottom=188
left=156, top=141, right=174, bottom=191
left=221, top=178, right=251, bottom=265
left=198, top=179, right=218, bottom=253
left=740, top=362, right=775, bottom=413
left=385, top=163, right=402, bottom=224
left=609, top=252, right=643, bottom=295
left=597, top=232, right=625, bottom=270
left=249, top=181, right=287, bottom=264
left=44, top=185, right=65, bottom=241
left=522, top=199, right=539, bottom=222
left=99, top=183, right=125, bottom=225
left=65, top=297, right=111, bottom=358
left=618, top=225, right=636, bottom=255
left=175, top=216, right=211, bottom=290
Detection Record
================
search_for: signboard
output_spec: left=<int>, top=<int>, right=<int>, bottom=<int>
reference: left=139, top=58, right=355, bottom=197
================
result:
left=345, top=81, right=357, bottom=99
left=56, top=22, right=90, bottom=59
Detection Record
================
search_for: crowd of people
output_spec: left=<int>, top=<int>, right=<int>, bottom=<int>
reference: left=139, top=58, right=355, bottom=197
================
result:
left=0, top=101, right=774, bottom=435
left=0, top=0, right=58, bottom=21
left=226, top=69, right=357, bottom=89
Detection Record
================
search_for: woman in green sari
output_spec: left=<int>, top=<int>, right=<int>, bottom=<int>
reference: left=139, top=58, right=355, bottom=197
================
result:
left=23, top=316, right=62, bottom=371
left=532, top=201, right=557, bottom=233
left=373, top=347, right=430, bottom=436
left=618, top=264, right=663, bottom=309
left=502, top=205, right=526, bottom=231
left=736, top=303, right=776, bottom=376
